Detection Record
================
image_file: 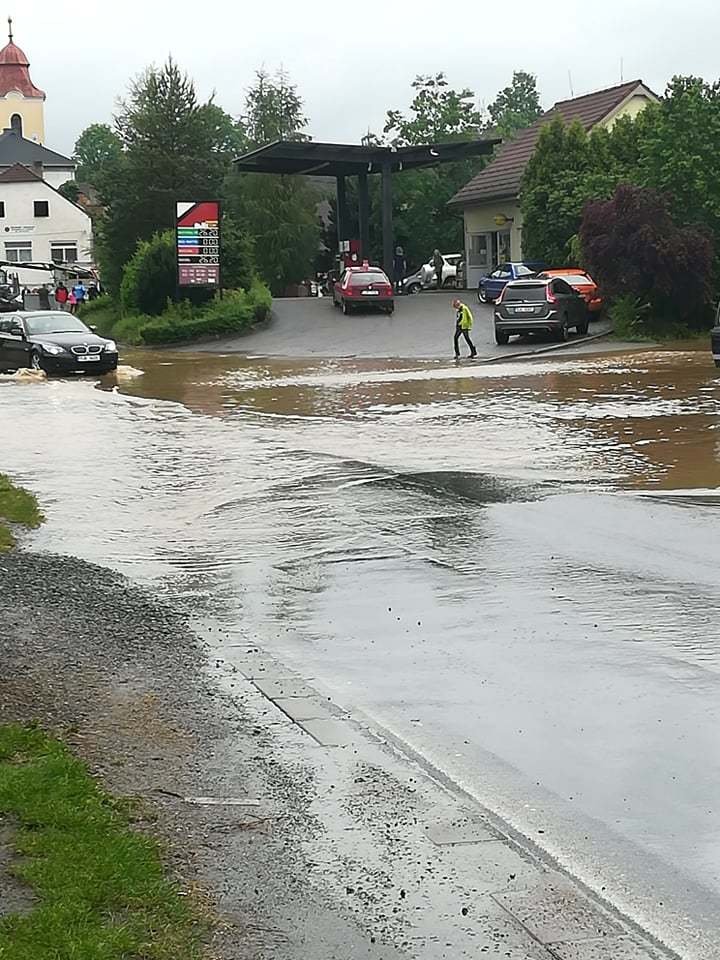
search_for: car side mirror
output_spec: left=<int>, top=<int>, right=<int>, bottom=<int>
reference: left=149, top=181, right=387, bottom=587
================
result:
left=9, top=324, right=24, bottom=338
left=89, top=325, right=98, bottom=332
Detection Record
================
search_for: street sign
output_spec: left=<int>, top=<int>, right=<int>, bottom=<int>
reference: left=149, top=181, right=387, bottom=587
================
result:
left=176, top=201, right=221, bottom=288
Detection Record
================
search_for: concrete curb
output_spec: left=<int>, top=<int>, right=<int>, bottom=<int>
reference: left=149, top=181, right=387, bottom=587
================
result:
left=476, top=329, right=614, bottom=364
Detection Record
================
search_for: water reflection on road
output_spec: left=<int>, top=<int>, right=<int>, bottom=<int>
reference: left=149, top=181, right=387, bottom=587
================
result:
left=2, top=344, right=720, bottom=956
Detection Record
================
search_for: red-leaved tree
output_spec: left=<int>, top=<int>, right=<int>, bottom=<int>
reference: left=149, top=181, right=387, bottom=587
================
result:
left=580, top=184, right=714, bottom=329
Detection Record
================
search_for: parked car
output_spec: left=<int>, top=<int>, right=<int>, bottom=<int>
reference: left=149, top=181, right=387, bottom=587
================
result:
left=493, top=277, right=589, bottom=344
left=477, top=261, right=546, bottom=303
left=537, top=268, right=603, bottom=315
left=0, top=312, right=119, bottom=375
left=712, top=303, right=720, bottom=367
left=333, top=266, right=394, bottom=315
left=403, top=253, right=463, bottom=294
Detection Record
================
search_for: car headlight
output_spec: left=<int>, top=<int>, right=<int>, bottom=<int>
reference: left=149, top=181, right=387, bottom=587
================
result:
left=103, top=340, right=117, bottom=353
left=39, top=342, right=64, bottom=355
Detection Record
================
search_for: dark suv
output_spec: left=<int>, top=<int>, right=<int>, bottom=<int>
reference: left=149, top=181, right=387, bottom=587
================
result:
left=494, top=277, right=589, bottom=344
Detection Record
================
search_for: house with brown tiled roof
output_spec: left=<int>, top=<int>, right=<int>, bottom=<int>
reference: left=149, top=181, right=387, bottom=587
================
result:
left=449, top=80, right=659, bottom=288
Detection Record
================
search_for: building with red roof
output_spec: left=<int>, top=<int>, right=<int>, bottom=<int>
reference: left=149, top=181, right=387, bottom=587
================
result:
left=0, top=17, right=46, bottom=144
left=449, top=80, right=658, bottom=287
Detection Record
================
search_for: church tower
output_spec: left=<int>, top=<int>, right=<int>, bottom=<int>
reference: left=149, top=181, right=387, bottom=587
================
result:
left=0, top=18, right=45, bottom=143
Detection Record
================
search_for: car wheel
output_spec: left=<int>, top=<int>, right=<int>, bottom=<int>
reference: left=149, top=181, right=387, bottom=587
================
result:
left=577, top=318, right=589, bottom=335
left=478, top=286, right=488, bottom=303
left=30, top=350, right=45, bottom=372
left=342, top=300, right=351, bottom=315
left=557, top=317, right=570, bottom=342
left=385, top=306, right=394, bottom=315
left=495, top=328, right=509, bottom=345
left=407, top=282, right=421, bottom=295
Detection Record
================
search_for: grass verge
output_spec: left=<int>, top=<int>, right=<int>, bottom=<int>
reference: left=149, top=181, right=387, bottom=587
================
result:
left=0, top=474, right=43, bottom=552
left=0, top=725, right=205, bottom=959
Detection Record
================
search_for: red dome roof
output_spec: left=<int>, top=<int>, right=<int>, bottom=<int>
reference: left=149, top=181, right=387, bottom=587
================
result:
left=0, top=40, right=29, bottom=65
left=0, top=39, right=45, bottom=98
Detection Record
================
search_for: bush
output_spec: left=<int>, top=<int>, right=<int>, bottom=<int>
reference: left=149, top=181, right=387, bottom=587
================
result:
left=77, top=295, right=120, bottom=336
left=120, top=231, right=177, bottom=316
left=580, top=184, right=715, bottom=331
left=608, top=295, right=651, bottom=339
left=138, top=286, right=271, bottom=345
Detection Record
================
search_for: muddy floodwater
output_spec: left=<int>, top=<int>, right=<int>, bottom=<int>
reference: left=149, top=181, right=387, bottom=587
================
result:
left=2, top=344, right=720, bottom=957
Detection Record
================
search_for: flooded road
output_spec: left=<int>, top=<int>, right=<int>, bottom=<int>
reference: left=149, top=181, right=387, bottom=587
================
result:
left=2, top=344, right=720, bottom=957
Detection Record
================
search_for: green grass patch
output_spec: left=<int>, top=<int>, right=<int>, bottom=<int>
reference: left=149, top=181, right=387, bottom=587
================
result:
left=0, top=474, right=43, bottom=552
left=0, top=725, right=205, bottom=959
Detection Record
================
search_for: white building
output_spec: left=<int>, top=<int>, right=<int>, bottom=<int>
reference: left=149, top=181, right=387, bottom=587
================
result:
left=0, top=22, right=92, bottom=286
left=0, top=163, right=92, bottom=286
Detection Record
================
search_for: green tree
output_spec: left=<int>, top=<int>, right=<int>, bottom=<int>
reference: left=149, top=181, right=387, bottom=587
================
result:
left=520, top=118, right=618, bottom=264
left=225, top=68, right=319, bottom=294
left=242, top=68, right=309, bottom=146
left=635, top=76, right=720, bottom=239
left=73, top=123, right=123, bottom=183
left=384, top=73, right=482, bottom=146
left=98, top=58, right=234, bottom=291
left=487, top=71, right=542, bottom=138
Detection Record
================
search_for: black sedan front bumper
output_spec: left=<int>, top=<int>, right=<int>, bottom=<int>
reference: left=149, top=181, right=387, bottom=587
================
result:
left=40, top=352, right=119, bottom=375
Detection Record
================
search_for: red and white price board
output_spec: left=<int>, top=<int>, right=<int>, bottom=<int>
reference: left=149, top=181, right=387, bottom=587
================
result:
left=176, top=201, right=221, bottom=287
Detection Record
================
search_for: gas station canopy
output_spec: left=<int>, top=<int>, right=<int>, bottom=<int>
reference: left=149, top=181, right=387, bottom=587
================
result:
left=233, top=139, right=499, bottom=178
left=233, top=138, right=499, bottom=276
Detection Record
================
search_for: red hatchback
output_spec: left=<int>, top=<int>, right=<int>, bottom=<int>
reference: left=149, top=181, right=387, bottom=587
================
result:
left=333, top=266, right=394, bottom=315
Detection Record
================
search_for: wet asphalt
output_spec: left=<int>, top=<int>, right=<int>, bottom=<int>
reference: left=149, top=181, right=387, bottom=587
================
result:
left=195, top=290, right=615, bottom=360
left=1, top=335, right=719, bottom=957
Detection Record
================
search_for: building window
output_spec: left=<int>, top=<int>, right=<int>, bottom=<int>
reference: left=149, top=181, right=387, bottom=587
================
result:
left=50, top=243, right=78, bottom=264
left=0, top=202, right=5, bottom=218
left=5, top=241, right=32, bottom=263
left=10, top=113, right=22, bottom=136
left=33, top=200, right=49, bottom=217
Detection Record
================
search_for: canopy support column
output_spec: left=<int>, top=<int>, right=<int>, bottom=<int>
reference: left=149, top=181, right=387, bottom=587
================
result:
left=358, top=173, right=370, bottom=260
left=381, top=163, right=393, bottom=277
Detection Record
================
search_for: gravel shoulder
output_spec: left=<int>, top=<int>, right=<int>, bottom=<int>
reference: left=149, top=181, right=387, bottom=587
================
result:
left=0, top=548, right=675, bottom=960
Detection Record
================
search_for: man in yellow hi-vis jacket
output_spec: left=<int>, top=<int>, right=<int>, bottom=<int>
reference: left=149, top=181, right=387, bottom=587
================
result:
left=452, top=298, right=477, bottom=360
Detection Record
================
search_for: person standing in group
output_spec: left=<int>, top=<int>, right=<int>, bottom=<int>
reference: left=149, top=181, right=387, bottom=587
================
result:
left=38, top=284, right=51, bottom=310
left=54, top=281, right=69, bottom=311
left=68, top=289, right=77, bottom=314
left=433, top=249, right=444, bottom=290
left=452, top=298, right=477, bottom=360
left=72, top=279, right=87, bottom=311
left=393, top=246, right=407, bottom=295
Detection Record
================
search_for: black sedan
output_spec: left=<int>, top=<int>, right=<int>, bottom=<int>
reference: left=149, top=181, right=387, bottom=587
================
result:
left=493, top=277, right=589, bottom=345
left=0, top=312, right=119, bottom=375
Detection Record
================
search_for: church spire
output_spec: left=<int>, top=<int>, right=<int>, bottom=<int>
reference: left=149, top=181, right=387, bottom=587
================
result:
left=7, top=17, right=12, bottom=43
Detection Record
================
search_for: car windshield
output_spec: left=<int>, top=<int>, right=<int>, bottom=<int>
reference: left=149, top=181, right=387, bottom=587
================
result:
left=504, top=284, right=548, bottom=302
left=351, top=273, right=387, bottom=285
left=515, top=265, right=536, bottom=277
left=549, top=274, right=590, bottom=285
left=23, top=314, right=90, bottom=336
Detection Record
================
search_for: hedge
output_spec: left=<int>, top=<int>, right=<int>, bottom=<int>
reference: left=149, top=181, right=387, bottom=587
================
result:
left=82, top=281, right=271, bottom=347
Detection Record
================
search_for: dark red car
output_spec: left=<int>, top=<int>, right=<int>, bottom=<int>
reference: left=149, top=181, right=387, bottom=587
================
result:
left=332, top=265, right=394, bottom=315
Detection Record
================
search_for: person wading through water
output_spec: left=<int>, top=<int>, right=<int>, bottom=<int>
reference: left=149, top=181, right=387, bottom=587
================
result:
left=452, top=298, right=477, bottom=359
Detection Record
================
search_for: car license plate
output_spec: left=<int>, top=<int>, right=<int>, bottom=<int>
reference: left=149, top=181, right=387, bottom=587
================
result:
left=515, top=306, right=535, bottom=313
left=77, top=355, right=100, bottom=362
left=361, top=290, right=379, bottom=296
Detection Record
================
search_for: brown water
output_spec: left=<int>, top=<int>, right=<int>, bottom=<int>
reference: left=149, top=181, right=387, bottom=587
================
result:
left=114, top=344, right=720, bottom=490
left=3, top=344, right=720, bottom=958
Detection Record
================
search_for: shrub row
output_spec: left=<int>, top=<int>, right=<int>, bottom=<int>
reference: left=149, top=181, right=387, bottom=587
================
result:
left=79, top=281, right=272, bottom=347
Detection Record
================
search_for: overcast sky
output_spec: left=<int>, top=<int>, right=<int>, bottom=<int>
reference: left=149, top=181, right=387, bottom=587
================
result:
left=12, top=0, right=720, bottom=155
